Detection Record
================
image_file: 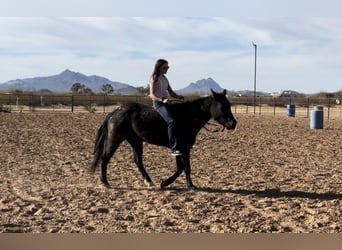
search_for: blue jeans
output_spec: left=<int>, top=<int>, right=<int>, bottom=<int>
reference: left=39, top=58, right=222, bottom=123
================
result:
left=153, top=101, right=178, bottom=151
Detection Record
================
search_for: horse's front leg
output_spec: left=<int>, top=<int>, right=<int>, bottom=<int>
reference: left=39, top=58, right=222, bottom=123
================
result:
left=182, top=151, right=196, bottom=189
left=160, top=155, right=184, bottom=189
left=160, top=150, right=196, bottom=190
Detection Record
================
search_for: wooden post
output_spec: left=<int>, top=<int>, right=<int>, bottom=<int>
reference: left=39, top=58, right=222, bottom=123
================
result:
left=71, top=95, right=74, bottom=113
left=327, top=98, right=330, bottom=120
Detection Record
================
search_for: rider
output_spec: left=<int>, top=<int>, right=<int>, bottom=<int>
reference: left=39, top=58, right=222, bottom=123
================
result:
left=149, top=59, right=184, bottom=156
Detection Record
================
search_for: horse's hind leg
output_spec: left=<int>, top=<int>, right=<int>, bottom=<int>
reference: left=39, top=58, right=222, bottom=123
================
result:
left=100, top=138, right=122, bottom=187
left=127, top=136, right=154, bottom=187
left=182, top=151, right=196, bottom=189
left=100, top=157, right=111, bottom=187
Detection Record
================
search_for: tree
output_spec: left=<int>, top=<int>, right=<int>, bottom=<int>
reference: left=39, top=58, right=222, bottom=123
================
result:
left=70, top=82, right=85, bottom=94
left=101, top=83, right=114, bottom=94
left=136, top=84, right=150, bottom=95
left=335, top=90, right=342, bottom=99
left=83, top=87, right=94, bottom=94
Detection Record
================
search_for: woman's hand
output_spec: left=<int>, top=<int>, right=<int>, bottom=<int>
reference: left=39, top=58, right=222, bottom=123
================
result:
left=161, top=97, right=168, bottom=103
left=177, top=95, right=184, bottom=100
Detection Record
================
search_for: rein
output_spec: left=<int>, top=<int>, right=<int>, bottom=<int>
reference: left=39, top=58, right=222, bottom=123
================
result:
left=194, top=121, right=225, bottom=147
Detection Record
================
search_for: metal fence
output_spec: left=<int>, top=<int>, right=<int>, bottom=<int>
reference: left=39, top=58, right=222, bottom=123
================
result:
left=0, top=93, right=152, bottom=113
left=231, top=96, right=342, bottom=119
left=1, top=93, right=341, bottom=119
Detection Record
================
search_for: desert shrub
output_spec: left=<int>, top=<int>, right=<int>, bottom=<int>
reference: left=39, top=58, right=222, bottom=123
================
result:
left=83, top=104, right=96, bottom=113
left=0, top=105, right=11, bottom=113
left=335, top=90, right=342, bottom=99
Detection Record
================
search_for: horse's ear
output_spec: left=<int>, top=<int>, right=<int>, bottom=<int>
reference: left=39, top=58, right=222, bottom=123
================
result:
left=210, top=89, right=219, bottom=97
left=211, top=89, right=227, bottom=96
left=211, top=89, right=227, bottom=98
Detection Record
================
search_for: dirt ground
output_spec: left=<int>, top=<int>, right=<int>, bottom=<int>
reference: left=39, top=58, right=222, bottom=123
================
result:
left=1, top=111, right=341, bottom=233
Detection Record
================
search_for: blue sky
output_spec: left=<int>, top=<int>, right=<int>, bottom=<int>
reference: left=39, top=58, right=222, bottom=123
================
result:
left=0, top=1, right=342, bottom=93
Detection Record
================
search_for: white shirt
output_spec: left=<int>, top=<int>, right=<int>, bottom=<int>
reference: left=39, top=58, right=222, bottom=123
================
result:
left=151, top=75, right=169, bottom=99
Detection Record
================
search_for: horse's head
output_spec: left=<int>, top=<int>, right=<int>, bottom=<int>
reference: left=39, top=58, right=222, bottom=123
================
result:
left=209, top=89, right=237, bottom=130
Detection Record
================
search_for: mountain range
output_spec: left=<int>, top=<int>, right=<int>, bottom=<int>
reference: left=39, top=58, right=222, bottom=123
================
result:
left=0, top=69, right=137, bottom=94
left=0, top=69, right=233, bottom=95
left=177, top=77, right=223, bottom=95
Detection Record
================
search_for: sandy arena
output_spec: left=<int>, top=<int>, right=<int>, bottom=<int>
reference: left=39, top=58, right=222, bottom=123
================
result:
left=0, top=111, right=341, bottom=232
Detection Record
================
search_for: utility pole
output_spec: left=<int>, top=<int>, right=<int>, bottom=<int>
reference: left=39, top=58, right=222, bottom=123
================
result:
left=252, top=41, right=257, bottom=114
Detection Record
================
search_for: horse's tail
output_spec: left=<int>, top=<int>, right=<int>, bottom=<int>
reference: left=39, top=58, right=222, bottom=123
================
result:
left=90, top=114, right=110, bottom=173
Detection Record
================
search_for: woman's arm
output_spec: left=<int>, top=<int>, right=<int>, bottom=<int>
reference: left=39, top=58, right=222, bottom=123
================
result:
left=167, top=84, right=184, bottom=100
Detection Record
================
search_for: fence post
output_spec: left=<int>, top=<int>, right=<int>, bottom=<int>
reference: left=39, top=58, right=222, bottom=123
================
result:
left=103, top=95, right=106, bottom=113
left=273, top=98, right=276, bottom=116
left=307, top=98, right=310, bottom=118
left=29, top=95, right=32, bottom=112
left=327, top=98, right=330, bottom=120
left=71, top=95, right=74, bottom=112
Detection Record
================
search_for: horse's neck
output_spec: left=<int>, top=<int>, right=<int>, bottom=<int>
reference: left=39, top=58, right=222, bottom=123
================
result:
left=197, top=97, right=213, bottom=126
left=182, top=97, right=212, bottom=128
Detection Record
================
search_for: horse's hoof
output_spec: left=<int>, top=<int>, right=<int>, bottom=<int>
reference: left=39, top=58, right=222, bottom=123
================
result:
left=144, top=180, right=154, bottom=188
left=103, top=182, right=111, bottom=188
left=101, top=183, right=110, bottom=189
left=188, top=185, right=197, bottom=190
left=100, top=178, right=110, bottom=188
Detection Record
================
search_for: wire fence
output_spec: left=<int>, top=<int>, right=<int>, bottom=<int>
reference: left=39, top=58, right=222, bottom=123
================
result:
left=0, top=93, right=152, bottom=113
left=1, top=93, right=341, bottom=119
left=232, top=96, right=342, bottom=120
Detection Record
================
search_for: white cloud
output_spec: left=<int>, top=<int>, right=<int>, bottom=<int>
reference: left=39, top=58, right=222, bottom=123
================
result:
left=0, top=16, right=341, bottom=93
left=3, top=0, right=342, bottom=17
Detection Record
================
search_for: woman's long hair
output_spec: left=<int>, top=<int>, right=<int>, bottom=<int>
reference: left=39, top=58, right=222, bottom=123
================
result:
left=151, top=59, right=168, bottom=82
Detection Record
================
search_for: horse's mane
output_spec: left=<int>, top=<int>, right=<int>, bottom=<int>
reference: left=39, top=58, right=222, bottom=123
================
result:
left=169, top=96, right=213, bottom=117
left=171, top=95, right=211, bottom=110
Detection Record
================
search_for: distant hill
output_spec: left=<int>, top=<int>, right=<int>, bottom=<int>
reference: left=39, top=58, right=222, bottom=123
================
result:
left=0, top=72, right=228, bottom=96
left=177, top=78, right=224, bottom=95
left=0, top=70, right=286, bottom=97
left=0, top=69, right=138, bottom=94
left=237, top=90, right=271, bottom=97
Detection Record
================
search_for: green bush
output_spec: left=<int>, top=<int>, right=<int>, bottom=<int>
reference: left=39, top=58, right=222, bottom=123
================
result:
left=0, top=105, right=11, bottom=113
left=335, top=90, right=342, bottom=99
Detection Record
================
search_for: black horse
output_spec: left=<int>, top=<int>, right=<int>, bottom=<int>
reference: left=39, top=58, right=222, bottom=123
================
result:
left=90, top=89, right=237, bottom=189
